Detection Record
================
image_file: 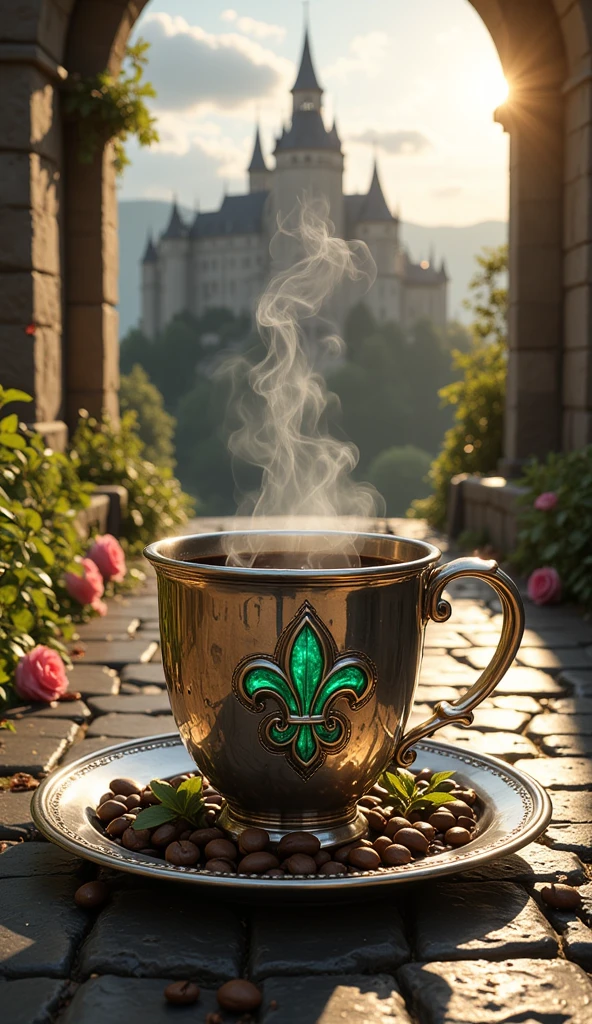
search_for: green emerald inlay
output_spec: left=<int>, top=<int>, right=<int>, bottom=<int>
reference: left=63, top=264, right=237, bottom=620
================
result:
left=295, top=723, right=317, bottom=764
left=244, top=667, right=299, bottom=716
left=312, top=665, right=367, bottom=716
left=314, top=720, right=342, bottom=744
left=269, top=720, right=298, bottom=746
left=289, top=623, right=323, bottom=715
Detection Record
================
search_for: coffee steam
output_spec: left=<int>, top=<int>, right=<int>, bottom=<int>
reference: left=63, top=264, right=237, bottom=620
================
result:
left=222, top=197, right=385, bottom=567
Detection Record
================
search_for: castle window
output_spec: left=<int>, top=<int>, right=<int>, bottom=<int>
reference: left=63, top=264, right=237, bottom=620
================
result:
left=300, top=101, right=314, bottom=111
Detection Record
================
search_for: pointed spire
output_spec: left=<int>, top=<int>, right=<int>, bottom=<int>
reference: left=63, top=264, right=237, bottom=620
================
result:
left=292, top=27, right=322, bottom=94
left=440, top=257, right=449, bottom=279
left=359, top=161, right=394, bottom=222
left=248, top=125, right=268, bottom=172
left=142, top=231, right=158, bottom=263
left=162, top=197, right=186, bottom=240
left=429, top=244, right=435, bottom=267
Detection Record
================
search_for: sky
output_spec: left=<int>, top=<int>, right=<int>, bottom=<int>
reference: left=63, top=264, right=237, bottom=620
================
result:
left=121, top=0, right=510, bottom=227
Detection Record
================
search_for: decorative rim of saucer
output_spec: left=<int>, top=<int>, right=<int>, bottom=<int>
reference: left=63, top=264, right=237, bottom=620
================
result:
left=32, top=734, right=552, bottom=892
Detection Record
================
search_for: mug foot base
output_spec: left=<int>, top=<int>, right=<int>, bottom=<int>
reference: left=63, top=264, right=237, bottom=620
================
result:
left=217, top=805, right=368, bottom=848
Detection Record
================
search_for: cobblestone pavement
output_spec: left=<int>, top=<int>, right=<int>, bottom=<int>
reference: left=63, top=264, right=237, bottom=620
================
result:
left=1, top=520, right=592, bottom=1023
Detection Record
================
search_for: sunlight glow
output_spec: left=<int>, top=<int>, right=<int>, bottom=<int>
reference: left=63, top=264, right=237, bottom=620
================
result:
left=474, top=64, right=510, bottom=112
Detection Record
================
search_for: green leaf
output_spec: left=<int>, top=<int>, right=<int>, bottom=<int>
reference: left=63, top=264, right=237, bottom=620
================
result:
left=427, top=770, right=455, bottom=791
left=410, top=791, right=457, bottom=809
left=0, top=585, right=18, bottom=607
left=132, top=805, right=176, bottom=830
left=176, top=776, right=203, bottom=800
left=0, top=414, right=18, bottom=433
left=2, top=389, right=32, bottom=406
left=0, top=433, right=26, bottom=450
left=397, top=768, right=418, bottom=796
left=149, top=778, right=185, bottom=813
left=32, top=539, right=55, bottom=566
left=11, top=607, right=34, bottom=633
left=382, top=770, right=413, bottom=802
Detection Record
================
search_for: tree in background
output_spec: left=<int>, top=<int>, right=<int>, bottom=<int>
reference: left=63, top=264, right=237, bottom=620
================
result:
left=409, top=245, right=508, bottom=528
left=367, top=445, right=432, bottom=516
left=120, top=364, right=176, bottom=468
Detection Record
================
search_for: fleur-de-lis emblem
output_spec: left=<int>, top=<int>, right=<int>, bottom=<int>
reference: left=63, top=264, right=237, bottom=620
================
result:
left=232, top=602, right=377, bottom=779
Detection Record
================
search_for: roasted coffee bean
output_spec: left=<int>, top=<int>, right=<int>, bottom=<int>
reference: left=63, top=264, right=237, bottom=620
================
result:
left=238, top=852, right=280, bottom=874
left=205, top=859, right=236, bottom=873
left=238, top=827, right=270, bottom=855
left=140, top=788, right=160, bottom=807
left=413, top=821, right=436, bottom=841
left=151, top=822, right=180, bottom=848
left=109, top=777, right=141, bottom=798
left=358, top=795, right=382, bottom=808
left=97, top=799, right=128, bottom=824
left=164, top=981, right=200, bottom=1006
left=446, top=800, right=474, bottom=819
left=139, top=848, right=157, bottom=856
left=165, top=840, right=200, bottom=866
left=285, top=853, right=317, bottom=875
left=178, top=831, right=192, bottom=841
left=373, top=836, right=393, bottom=856
left=318, top=860, right=348, bottom=876
left=367, top=809, right=387, bottom=832
left=438, top=779, right=456, bottom=791
left=217, top=979, right=262, bottom=1013
left=445, top=826, right=472, bottom=846
left=105, top=815, right=135, bottom=838
left=169, top=775, right=191, bottom=788
left=414, top=768, right=434, bottom=783
left=428, top=810, right=456, bottom=832
left=277, top=831, right=321, bottom=858
left=416, top=780, right=429, bottom=790
left=315, top=849, right=332, bottom=867
left=188, top=828, right=224, bottom=848
left=381, top=843, right=412, bottom=866
left=393, top=827, right=429, bottom=854
left=381, top=806, right=395, bottom=819
left=348, top=846, right=381, bottom=871
left=204, top=809, right=218, bottom=825
left=74, top=880, right=109, bottom=909
left=457, top=815, right=476, bottom=832
left=455, top=788, right=477, bottom=805
left=429, top=842, right=446, bottom=854
left=333, top=840, right=372, bottom=864
left=370, top=783, right=388, bottom=797
left=125, top=794, right=142, bottom=811
left=265, top=868, right=285, bottom=878
left=541, top=883, right=582, bottom=910
left=407, top=809, right=428, bottom=823
left=204, top=838, right=238, bottom=862
left=384, top=816, right=410, bottom=837
left=98, top=791, right=114, bottom=805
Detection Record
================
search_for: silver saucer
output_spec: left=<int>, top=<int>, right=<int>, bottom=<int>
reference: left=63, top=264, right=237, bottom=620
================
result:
left=32, top=734, right=552, bottom=893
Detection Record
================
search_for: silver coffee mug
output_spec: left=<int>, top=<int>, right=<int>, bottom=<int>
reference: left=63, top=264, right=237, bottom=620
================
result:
left=145, top=530, right=524, bottom=845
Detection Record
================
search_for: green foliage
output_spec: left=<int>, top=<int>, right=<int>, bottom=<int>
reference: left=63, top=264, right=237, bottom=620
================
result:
left=0, top=387, right=92, bottom=707
left=409, top=245, right=508, bottom=528
left=380, top=768, right=456, bottom=816
left=367, top=445, right=432, bottom=517
left=120, top=365, right=176, bottom=468
left=71, top=411, right=193, bottom=555
left=133, top=777, right=206, bottom=830
left=64, top=40, right=158, bottom=173
left=513, top=448, right=592, bottom=609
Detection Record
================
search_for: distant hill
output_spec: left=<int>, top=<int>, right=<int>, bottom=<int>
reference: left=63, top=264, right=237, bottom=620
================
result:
left=118, top=198, right=507, bottom=338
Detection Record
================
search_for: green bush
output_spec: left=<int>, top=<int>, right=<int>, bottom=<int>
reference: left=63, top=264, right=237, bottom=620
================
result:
left=70, top=410, right=193, bottom=554
left=120, top=365, right=176, bottom=468
left=409, top=245, right=508, bottom=528
left=0, top=387, right=91, bottom=708
left=513, top=448, right=592, bottom=609
left=367, top=445, right=432, bottom=517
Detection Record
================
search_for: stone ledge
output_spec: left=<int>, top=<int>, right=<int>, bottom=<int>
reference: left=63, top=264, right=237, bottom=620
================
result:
left=448, top=474, right=527, bottom=552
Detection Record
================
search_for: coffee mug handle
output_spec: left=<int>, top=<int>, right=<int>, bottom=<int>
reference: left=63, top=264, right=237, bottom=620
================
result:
left=394, top=557, right=525, bottom=767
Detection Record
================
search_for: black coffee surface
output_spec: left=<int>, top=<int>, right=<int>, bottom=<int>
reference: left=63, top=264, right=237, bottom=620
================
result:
left=188, top=553, right=399, bottom=570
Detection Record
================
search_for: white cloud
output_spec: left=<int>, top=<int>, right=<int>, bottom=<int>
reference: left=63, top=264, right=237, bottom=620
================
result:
left=323, top=32, right=389, bottom=81
left=140, top=13, right=292, bottom=114
left=348, top=128, right=431, bottom=156
left=221, top=9, right=286, bottom=42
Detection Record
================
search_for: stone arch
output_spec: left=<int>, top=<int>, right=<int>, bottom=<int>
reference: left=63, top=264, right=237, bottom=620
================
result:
left=1, top=0, right=592, bottom=460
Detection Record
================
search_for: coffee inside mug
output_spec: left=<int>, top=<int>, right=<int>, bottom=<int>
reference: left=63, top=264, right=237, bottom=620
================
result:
left=189, top=552, right=400, bottom=570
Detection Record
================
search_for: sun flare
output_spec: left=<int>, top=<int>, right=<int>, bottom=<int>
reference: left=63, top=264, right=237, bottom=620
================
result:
left=475, top=63, right=510, bottom=111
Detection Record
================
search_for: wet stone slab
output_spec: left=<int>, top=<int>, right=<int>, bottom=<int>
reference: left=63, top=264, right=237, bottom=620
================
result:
left=544, top=825, right=592, bottom=861
left=67, top=665, right=120, bottom=698
left=514, top=757, right=592, bottom=790
left=0, top=789, right=37, bottom=840
left=550, top=790, right=592, bottom=823
left=59, top=975, right=221, bottom=1024
left=0, top=874, right=88, bottom=977
left=120, top=663, right=166, bottom=688
left=249, top=902, right=409, bottom=981
left=455, top=842, right=587, bottom=885
left=527, top=714, right=592, bottom=737
left=79, top=887, right=243, bottom=983
left=59, top=738, right=118, bottom=767
left=261, top=974, right=411, bottom=1024
left=539, top=735, right=592, bottom=757
left=436, top=727, right=539, bottom=762
left=559, top=669, right=592, bottom=697
left=0, top=977, right=68, bottom=1024
left=86, top=713, right=175, bottom=739
left=563, top=920, right=592, bottom=972
left=86, top=694, right=172, bottom=717
left=493, top=667, right=566, bottom=697
left=5, top=701, right=91, bottom=724
left=412, top=881, right=558, bottom=961
left=398, top=958, right=592, bottom=1024
left=0, top=719, right=81, bottom=776
left=69, top=639, right=158, bottom=668
left=0, top=842, right=83, bottom=878
left=517, top=648, right=592, bottom=671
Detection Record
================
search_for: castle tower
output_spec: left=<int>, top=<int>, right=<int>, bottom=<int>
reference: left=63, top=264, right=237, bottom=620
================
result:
left=159, top=199, right=189, bottom=326
left=141, top=233, right=159, bottom=339
left=353, top=161, right=400, bottom=321
left=248, top=126, right=271, bottom=193
left=271, top=26, right=344, bottom=243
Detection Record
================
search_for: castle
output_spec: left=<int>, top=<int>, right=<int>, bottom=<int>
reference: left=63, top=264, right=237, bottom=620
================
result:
left=140, top=27, right=448, bottom=339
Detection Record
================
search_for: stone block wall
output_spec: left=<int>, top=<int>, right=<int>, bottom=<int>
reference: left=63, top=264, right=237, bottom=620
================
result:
left=449, top=475, right=527, bottom=554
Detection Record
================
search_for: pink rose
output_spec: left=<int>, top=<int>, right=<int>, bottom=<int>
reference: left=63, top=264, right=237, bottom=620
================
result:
left=534, top=491, right=558, bottom=511
left=87, top=534, right=126, bottom=582
left=15, top=645, right=69, bottom=703
left=65, top=558, right=106, bottom=614
left=527, top=566, right=562, bottom=606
